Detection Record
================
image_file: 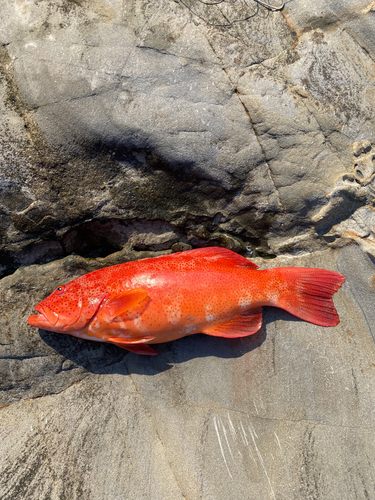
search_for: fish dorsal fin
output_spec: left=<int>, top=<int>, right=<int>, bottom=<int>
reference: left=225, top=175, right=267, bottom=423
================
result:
left=103, top=288, right=150, bottom=322
left=181, top=247, right=258, bottom=269
left=202, top=308, right=263, bottom=338
left=110, top=341, right=158, bottom=355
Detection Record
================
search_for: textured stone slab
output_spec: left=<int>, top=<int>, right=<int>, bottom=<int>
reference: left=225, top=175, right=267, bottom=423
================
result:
left=1, top=246, right=375, bottom=499
left=1, top=1, right=375, bottom=498
left=1, top=0, right=375, bottom=274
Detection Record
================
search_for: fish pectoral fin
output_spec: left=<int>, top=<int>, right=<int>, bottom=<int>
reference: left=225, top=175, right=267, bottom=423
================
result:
left=202, top=308, right=263, bottom=338
left=103, top=288, right=150, bottom=322
left=107, top=335, right=156, bottom=345
left=110, top=342, right=158, bottom=355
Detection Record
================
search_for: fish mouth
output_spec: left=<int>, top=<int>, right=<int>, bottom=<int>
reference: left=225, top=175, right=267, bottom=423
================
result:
left=28, top=304, right=59, bottom=328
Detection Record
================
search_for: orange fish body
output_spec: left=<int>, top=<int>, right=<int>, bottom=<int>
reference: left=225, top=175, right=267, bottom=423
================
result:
left=28, top=248, right=345, bottom=355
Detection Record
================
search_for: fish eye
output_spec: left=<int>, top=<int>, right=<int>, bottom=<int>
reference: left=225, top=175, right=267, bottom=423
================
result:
left=56, top=285, right=65, bottom=295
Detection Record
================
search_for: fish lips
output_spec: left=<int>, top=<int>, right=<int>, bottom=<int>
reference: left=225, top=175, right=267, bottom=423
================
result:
left=28, top=304, right=59, bottom=328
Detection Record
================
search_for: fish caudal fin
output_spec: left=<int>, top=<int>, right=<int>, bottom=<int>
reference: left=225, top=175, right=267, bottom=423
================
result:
left=273, top=268, right=345, bottom=327
left=203, top=308, right=263, bottom=338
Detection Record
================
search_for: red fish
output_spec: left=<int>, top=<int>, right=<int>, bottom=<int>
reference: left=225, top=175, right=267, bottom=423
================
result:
left=28, top=247, right=345, bottom=355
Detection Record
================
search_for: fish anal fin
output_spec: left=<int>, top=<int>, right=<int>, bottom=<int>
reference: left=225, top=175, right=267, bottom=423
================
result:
left=111, top=342, right=158, bottom=355
left=103, top=288, right=150, bottom=322
left=107, top=335, right=155, bottom=345
left=202, top=308, right=263, bottom=338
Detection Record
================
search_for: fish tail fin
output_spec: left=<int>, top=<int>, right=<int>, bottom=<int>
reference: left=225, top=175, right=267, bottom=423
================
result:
left=270, top=267, right=345, bottom=327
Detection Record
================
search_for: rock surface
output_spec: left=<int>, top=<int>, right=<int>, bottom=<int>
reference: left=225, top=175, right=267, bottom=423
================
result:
left=1, top=0, right=375, bottom=499
left=1, top=246, right=375, bottom=500
left=1, top=0, right=375, bottom=275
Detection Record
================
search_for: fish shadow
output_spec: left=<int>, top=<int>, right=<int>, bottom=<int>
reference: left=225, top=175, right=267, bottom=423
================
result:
left=39, top=307, right=300, bottom=376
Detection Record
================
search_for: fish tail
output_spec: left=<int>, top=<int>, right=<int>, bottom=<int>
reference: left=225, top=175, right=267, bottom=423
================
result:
left=269, top=267, right=345, bottom=327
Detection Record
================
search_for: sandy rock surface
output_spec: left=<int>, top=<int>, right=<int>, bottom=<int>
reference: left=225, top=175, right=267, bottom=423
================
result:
left=1, top=1, right=375, bottom=499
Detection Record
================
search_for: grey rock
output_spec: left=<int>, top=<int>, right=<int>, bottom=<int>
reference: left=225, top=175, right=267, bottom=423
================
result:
left=1, top=247, right=375, bottom=499
left=353, top=140, right=372, bottom=157
left=1, top=0, right=375, bottom=498
left=0, top=0, right=375, bottom=275
left=312, top=142, right=375, bottom=252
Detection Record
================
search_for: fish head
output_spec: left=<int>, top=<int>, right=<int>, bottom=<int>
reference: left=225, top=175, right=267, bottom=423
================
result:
left=28, top=278, right=106, bottom=333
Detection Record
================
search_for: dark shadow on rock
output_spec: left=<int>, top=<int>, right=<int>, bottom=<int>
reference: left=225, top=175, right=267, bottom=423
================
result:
left=39, top=306, right=313, bottom=377
left=39, top=317, right=270, bottom=376
left=39, top=329, right=129, bottom=372
left=263, top=305, right=305, bottom=324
